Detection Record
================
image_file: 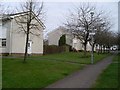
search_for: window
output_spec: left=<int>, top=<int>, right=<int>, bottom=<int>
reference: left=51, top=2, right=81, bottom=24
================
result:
left=2, top=39, right=6, bottom=47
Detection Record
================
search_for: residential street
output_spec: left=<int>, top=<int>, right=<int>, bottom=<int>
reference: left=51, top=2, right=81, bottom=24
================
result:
left=1, top=1, right=119, bottom=89
left=46, top=55, right=114, bottom=88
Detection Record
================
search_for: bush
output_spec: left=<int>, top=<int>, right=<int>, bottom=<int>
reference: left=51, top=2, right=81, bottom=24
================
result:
left=59, top=35, right=66, bottom=46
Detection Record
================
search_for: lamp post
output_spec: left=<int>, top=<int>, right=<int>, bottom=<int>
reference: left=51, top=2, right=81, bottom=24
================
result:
left=90, top=11, right=95, bottom=64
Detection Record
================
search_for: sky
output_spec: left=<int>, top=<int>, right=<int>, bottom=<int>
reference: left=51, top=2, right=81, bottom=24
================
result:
left=0, top=0, right=119, bottom=38
left=44, top=2, right=118, bottom=34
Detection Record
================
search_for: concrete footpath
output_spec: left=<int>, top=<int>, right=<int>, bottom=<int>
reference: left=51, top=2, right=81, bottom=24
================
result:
left=46, top=55, right=114, bottom=88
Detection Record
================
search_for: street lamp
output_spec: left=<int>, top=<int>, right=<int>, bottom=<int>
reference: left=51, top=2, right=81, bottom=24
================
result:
left=90, top=11, right=95, bottom=64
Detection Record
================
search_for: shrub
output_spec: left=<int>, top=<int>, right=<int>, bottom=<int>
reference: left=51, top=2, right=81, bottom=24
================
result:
left=59, top=35, right=66, bottom=46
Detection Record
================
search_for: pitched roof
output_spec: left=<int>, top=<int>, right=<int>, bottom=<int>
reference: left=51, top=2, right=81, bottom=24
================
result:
left=47, top=26, right=71, bottom=36
left=2, top=11, right=45, bottom=29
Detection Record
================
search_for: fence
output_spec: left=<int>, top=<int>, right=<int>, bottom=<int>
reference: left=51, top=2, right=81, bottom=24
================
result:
left=43, top=45, right=70, bottom=55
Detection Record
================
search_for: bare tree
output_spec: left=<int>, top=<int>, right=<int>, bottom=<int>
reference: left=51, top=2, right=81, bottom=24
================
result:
left=15, top=0, right=45, bottom=63
left=93, top=18, right=112, bottom=53
left=65, top=3, right=108, bottom=56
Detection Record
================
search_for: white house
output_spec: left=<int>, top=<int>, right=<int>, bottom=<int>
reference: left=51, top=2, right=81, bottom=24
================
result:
left=47, top=26, right=73, bottom=46
left=72, top=36, right=83, bottom=51
left=47, top=26, right=93, bottom=51
left=0, top=12, right=45, bottom=55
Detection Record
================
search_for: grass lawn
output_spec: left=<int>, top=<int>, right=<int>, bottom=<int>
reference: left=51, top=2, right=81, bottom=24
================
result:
left=2, top=52, right=110, bottom=88
left=29, top=52, right=110, bottom=64
left=92, top=53, right=119, bottom=88
left=0, top=57, right=2, bottom=89
left=3, top=58, right=84, bottom=88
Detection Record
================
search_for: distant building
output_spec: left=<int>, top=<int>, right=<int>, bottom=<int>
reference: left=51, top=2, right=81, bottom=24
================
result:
left=47, top=26, right=92, bottom=51
left=47, top=26, right=73, bottom=46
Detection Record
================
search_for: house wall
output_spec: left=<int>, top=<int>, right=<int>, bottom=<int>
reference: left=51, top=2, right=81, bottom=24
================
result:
left=0, top=19, right=11, bottom=54
left=29, top=17, right=43, bottom=54
left=10, top=15, right=43, bottom=55
left=86, top=42, right=92, bottom=51
left=29, top=33, right=43, bottom=54
left=10, top=18, right=26, bottom=54
left=48, top=30, right=61, bottom=46
left=66, top=34, right=73, bottom=46
left=72, top=38, right=83, bottom=51
left=84, top=42, right=97, bottom=52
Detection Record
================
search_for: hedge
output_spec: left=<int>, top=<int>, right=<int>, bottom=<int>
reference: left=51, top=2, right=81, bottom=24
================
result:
left=43, top=45, right=69, bottom=55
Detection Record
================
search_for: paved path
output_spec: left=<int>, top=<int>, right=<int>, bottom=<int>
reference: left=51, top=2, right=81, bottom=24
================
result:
left=46, top=55, right=114, bottom=88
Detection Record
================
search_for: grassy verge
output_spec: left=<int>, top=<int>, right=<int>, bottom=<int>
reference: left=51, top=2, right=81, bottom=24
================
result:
left=2, top=52, right=110, bottom=88
left=92, top=53, right=119, bottom=88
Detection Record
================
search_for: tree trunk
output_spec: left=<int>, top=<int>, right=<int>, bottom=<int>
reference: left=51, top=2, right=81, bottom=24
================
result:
left=100, top=45, right=102, bottom=54
left=23, top=20, right=30, bottom=63
left=84, top=44, right=87, bottom=57
left=103, top=46, right=105, bottom=53
left=108, top=46, right=110, bottom=53
left=23, top=32, right=29, bottom=63
left=23, top=11, right=31, bottom=63
left=93, top=43, right=95, bottom=52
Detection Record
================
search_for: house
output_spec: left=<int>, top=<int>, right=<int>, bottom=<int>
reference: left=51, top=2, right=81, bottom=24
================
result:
left=72, top=36, right=83, bottom=51
left=47, top=26, right=93, bottom=51
left=47, top=26, right=73, bottom=46
left=0, top=12, right=45, bottom=55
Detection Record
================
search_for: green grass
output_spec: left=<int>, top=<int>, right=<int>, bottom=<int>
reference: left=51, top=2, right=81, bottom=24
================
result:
left=28, top=52, right=109, bottom=64
left=3, top=58, right=84, bottom=88
left=0, top=57, right=2, bottom=89
left=92, top=53, right=119, bottom=88
left=2, top=52, right=110, bottom=88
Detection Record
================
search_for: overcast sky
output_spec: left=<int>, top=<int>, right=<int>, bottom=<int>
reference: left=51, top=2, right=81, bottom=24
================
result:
left=1, top=0, right=119, bottom=38
left=44, top=2, right=118, bottom=34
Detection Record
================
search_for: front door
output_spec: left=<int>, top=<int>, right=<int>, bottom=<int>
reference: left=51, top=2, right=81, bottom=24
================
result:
left=28, top=41, right=32, bottom=54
